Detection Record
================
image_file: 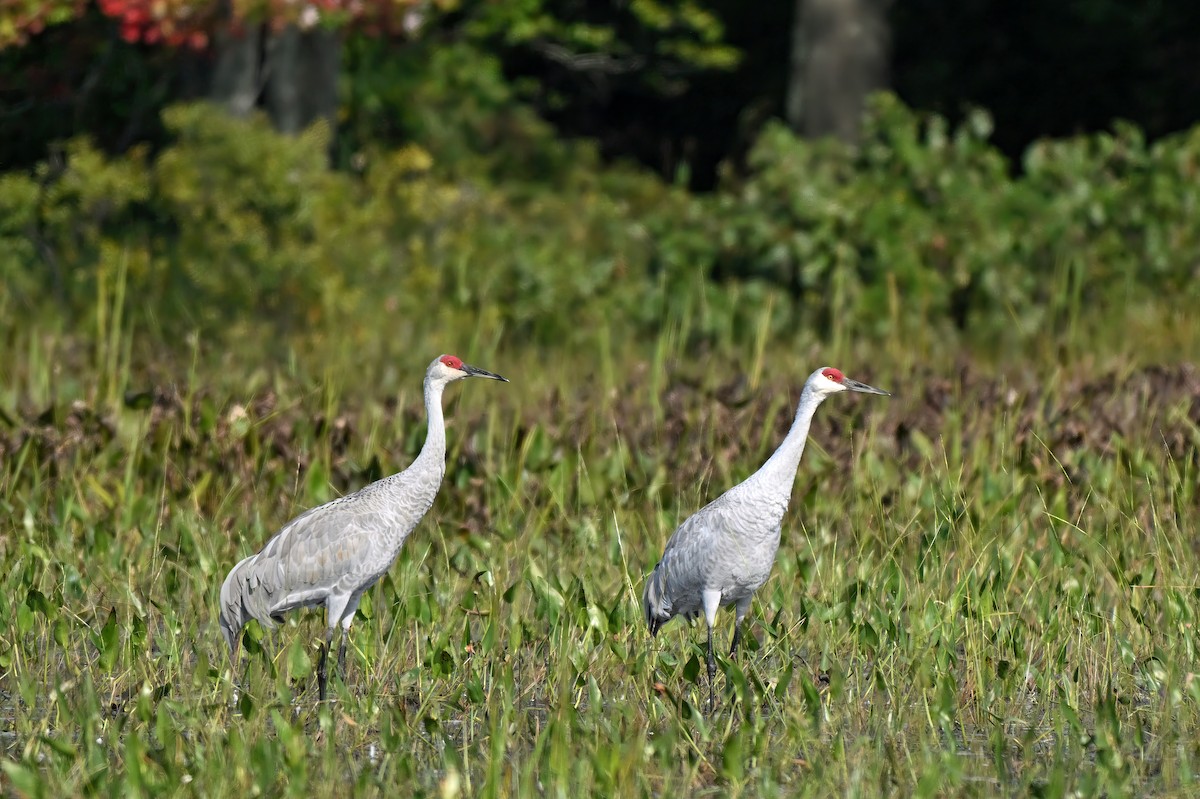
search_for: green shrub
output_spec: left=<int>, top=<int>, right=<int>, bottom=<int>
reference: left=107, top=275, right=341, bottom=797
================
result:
left=701, top=94, right=1200, bottom=347
left=0, top=172, right=41, bottom=307
left=1, top=101, right=677, bottom=350
left=3, top=95, right=1200, bottom=357
left=342, top=38, right=582, bottom=184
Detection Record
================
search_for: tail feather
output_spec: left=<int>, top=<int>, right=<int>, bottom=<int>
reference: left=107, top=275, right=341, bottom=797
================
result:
left=642, top=562, right=672, bottom=636
left=218, top=554, right=256, bottom=659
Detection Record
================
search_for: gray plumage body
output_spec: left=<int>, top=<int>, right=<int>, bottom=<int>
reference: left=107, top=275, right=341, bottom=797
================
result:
left=218, top=458, right=443, bottom=651
left=642, top=366, right=888, bottom=707
left=643, top=474, right=790, bottom=634
left=218, top=355, right=507, bottom=699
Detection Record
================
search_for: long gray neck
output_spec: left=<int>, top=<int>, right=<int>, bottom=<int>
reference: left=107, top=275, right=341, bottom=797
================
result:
left=411, top=375, right=448, bottom=479
left=748, top=385, right=825, bottom=496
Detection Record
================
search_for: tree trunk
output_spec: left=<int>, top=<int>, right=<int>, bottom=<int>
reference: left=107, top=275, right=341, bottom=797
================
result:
left=265, top=25, right=341, bottom=135
left=210, top=24, right=264, bottom=118
left=786, top=0, right=890, bottom=143
left=208, top=22, right=341, bottom=140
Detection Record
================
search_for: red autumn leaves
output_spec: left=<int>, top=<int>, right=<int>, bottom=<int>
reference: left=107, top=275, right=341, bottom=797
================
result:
left=0, top=0, right=438, bottom=51
left=91, top=0, right=431, bottom=49
left=96, top=0, right=210, bottom=47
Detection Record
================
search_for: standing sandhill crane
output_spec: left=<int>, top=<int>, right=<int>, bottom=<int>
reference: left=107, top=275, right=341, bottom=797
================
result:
left=643, top=366, right=888, bottom=709
left=219, top=354, right=508, bottom=701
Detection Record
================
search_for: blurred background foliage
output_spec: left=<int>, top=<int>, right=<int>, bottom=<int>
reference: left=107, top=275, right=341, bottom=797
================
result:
left=1, top=0, right=1199, bottom=366
left=4, top=93, right=1200, bottom=358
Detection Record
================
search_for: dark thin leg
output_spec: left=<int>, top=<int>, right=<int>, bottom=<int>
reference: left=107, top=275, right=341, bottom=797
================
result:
left=336, top=629, right=348, bottom=688
left=236, top=654, right=251, bottom=702
left=706, top=624, right=717, bottom=713
left=317, top=628, right=334, bottom=702
left=236, top=632, right=272, bottom=700
left=264, top=633, right=278, bottom=679
left=730, top=621, right=743, bottom=658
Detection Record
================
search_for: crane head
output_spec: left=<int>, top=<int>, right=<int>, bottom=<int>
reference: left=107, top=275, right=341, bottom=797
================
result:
left=812, top=366, right=890, bottom=397
left=432, top=354, right=509, bottom=383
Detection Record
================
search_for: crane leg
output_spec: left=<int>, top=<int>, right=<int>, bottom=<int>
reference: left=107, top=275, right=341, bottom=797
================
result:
left=234, top=656, right=251, bottom=704
left=701, top=589, right=722, bottom=713
left=264, top=633, right=278, bottom=679
left=336, top=630, right=348, bottom=687
left=729, top=622, right=743, bottom=657
left=317, top=627, right=335, bottom=702
left=706, top=624, right=717, bottom=713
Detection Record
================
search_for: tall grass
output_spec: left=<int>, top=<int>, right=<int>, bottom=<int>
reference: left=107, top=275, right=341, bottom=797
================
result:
left=2, top=293, right=1200, bottom=798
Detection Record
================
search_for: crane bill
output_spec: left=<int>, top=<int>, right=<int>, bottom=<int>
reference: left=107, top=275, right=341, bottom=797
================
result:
left=843, top=378, right=890, bottom=396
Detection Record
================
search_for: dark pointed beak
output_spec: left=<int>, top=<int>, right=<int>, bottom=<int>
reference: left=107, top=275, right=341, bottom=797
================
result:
left=463, top=363, right=509, bottom=382
left=844, top=378, right=889, bottom=396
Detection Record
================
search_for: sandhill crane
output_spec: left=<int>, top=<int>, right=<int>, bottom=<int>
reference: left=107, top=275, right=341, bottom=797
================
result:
left=643, top=366, right=888, bottom=709
left=218, top=354, right=508, bottom=701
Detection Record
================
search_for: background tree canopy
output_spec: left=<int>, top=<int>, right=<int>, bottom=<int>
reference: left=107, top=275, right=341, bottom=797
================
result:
left=3, top=0, right=1198, bottom=187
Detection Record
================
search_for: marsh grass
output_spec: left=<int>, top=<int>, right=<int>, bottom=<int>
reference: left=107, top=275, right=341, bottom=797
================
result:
left=2, top=298, right=1200, bottom=798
